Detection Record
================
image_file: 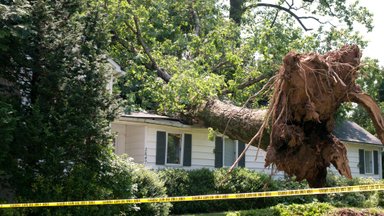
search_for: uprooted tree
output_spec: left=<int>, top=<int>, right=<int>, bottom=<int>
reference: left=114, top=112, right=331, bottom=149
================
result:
left=199, top=45, right=384, bottom=187
left=107, top=0, right=384, bottom=187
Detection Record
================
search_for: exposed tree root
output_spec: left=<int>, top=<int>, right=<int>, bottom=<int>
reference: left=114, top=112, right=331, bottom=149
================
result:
left=196, top=45, right=383, bottom=187
left=265, top=45, right=383, bottom=187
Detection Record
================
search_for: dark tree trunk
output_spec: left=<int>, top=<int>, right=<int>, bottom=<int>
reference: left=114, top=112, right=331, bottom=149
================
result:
left=230, top=0, right=245, bottom=25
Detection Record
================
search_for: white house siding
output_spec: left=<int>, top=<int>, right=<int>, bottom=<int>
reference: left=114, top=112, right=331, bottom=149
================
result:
left=113, top=119, right=382, bottom=180
left=112, top=122, right=146, bottom=163
left=144, top=125, right=277, bottom=173
left=111, top=123, right=126, bottom=155
left=328, top=142, right=382, bottom=180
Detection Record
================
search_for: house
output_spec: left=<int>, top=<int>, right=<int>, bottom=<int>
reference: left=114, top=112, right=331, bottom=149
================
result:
left=111, top=113, right=383, bottom=179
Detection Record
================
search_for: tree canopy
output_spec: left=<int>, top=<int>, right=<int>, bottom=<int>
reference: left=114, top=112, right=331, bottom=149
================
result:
left=106, top=0, right=375, bottom=115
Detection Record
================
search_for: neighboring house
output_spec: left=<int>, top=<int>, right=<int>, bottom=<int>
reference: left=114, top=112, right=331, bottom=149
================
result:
left=111, top=113, right=383, bottom=180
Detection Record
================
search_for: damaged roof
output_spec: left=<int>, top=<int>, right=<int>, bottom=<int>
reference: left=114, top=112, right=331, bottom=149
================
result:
left=333, top=120, right=382, bottom=145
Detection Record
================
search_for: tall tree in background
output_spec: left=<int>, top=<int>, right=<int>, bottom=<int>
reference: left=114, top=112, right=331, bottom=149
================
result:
left=107, top=0, right=383, bottom=186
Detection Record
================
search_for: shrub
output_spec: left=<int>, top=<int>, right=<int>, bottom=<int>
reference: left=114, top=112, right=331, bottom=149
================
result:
left=271, top=177, right=315, bottom=205
left=324, top=173, right=380, bottom=208
left=159, top=168, right=277, bottom=214
left=213, top=168, right=275, bottom=210
left=272, top=202, right=333, bottom=216
left=1, top=155, right=170, bottom=216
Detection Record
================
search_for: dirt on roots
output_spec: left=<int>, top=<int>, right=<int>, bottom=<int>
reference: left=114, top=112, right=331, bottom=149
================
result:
left=264, top=45, right=384, bottom=187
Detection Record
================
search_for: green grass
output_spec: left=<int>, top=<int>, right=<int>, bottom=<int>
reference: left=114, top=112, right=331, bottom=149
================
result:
left=179, top=204, right=384, bottom=216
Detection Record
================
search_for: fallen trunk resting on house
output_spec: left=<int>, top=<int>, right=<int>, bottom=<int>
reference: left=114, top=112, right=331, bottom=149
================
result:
left=198, top=45, right=384, bottom=187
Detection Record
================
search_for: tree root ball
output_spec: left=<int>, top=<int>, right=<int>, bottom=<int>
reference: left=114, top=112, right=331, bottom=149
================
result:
left=265, top=45, right=384, bottom=187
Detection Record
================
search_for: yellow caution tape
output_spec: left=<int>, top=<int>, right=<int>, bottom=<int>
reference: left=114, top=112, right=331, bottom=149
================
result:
left=1, top=184, right=384, bottom=208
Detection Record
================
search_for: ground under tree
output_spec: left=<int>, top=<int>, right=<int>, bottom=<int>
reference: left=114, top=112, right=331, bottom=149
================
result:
left=197, top=45, right=384, bottom=187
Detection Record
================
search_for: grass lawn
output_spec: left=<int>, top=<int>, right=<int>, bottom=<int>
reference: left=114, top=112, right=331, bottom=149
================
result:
left=180, top=205, right=384, bottom=216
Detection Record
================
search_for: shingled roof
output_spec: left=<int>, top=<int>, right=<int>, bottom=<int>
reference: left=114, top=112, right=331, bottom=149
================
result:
left=333, top=121, right=382, bottom=145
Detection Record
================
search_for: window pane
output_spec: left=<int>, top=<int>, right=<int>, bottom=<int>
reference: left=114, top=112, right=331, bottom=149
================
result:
left=167, top=133, right=181, bottom=164
left=224, top=138, right=236, bottom=167
left=365, top=151, right=373, bottom=174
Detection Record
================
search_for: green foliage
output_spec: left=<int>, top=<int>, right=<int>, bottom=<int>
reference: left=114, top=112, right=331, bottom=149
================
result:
left=1, top=155, right=170, bottom=215
left=324, top=174, right=382, bottom=208
left=344, top=58, right=384, bottom=134
left=107, top=0, right=373, bottom=114
left=159, top=168, right=384, bottom=215
left=272, top=202, right=333, bottom=216
left=160, top=168, right=282, bottom=214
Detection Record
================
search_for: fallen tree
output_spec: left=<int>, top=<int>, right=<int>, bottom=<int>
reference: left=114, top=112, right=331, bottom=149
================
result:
left=196, top=45, right=384, bottom=187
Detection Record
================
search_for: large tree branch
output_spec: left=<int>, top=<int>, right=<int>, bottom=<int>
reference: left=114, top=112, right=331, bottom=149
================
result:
left=131, top=16, right=171, bottom=82
left=126, top=0, right=171, bottom=83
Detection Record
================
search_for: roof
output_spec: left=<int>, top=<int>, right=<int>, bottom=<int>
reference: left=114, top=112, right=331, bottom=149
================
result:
left=333, top=120, right=382, bottom=145
left=119, top=113, right=382, bottom=145
left=118, top=112, right=192, bottom=128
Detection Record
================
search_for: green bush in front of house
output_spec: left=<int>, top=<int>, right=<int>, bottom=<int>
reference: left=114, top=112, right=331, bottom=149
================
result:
left=1, top=155, right=170, bottom=216
left=323, top=173, right=384, bottom=208
left=159, top=168, right=297, bottom=214
left=159, top=168, right=384, bottom=215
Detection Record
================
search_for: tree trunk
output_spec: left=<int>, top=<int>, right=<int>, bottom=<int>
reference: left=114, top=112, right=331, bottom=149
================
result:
left=198, top=99, right=269, bottom=150
left=195, top=45, right=384, bottom=187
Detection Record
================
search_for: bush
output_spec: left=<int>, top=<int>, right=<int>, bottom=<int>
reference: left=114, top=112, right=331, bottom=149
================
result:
left=213, top=168, right=275, bottom=210
left=273, top=202, right=333, bottom=216
left=159, top=168, right=277, bottom=214
left=159, top=168, right=216, bottom=214
left=271, top=177, right=315, bottom=205
left=159, top=168, right=384, bottom=215
left=324, top=174, right=381, bottom=208
left=1, top=155, right=170, bottom=216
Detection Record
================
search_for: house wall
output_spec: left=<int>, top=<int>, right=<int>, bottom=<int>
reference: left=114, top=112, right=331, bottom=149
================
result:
left=328, top=142, right=382, bottom=180
left=113, top=120, right=382, bottom=180
left=141, top=124, right=282, bottom=177
left=112, top=123, right=145, bottom=163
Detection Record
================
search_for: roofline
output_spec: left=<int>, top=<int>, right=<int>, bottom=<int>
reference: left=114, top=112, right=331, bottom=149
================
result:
left=117, top=116, right=193, bottom=128
left=341, top=139, right=383, bottom=147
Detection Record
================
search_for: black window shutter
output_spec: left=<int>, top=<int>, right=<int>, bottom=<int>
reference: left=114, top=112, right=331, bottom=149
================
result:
left=156, top=131, right=166, bottom=165
left=183, top=134, right=192, bottom=166
left=373, top=150, right=379, bottom=175
left=358, top=149, right=365, bottom=174
left=238, top=141, right=246, bottom=167
left=215, top=137, right=223, bottom=168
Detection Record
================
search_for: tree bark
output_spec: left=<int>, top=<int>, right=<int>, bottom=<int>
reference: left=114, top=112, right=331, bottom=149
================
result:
left=197, top=99, right=269, bottom=150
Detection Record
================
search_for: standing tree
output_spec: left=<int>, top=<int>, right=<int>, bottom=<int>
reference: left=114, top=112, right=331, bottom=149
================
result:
left=0, top=0, right=145, bottom=214
left=107, top=0, right=383, bottom=187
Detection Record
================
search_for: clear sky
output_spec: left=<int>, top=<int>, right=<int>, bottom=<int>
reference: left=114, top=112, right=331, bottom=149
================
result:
left=358, top=1, right=384, bottom=65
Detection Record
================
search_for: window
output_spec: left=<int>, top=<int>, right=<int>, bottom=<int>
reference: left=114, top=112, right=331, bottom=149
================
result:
left=166, top=133, right=182, bottom=164
left=364, top=151, right=373, bottom=174
left=215, top=136, right=245, bottom=168
left=359, top=149, right=379, bottom=175
left=223, top=138, right=237, bottom=167
left=156, top=131, right=192, bottom=166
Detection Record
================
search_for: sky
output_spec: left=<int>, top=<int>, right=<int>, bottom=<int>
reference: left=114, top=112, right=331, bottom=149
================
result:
left=358, top=0, right=384, bottom=65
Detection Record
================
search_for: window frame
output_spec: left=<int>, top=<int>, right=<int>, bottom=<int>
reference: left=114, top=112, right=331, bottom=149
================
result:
left=165, top=132, right=184, bottom=166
